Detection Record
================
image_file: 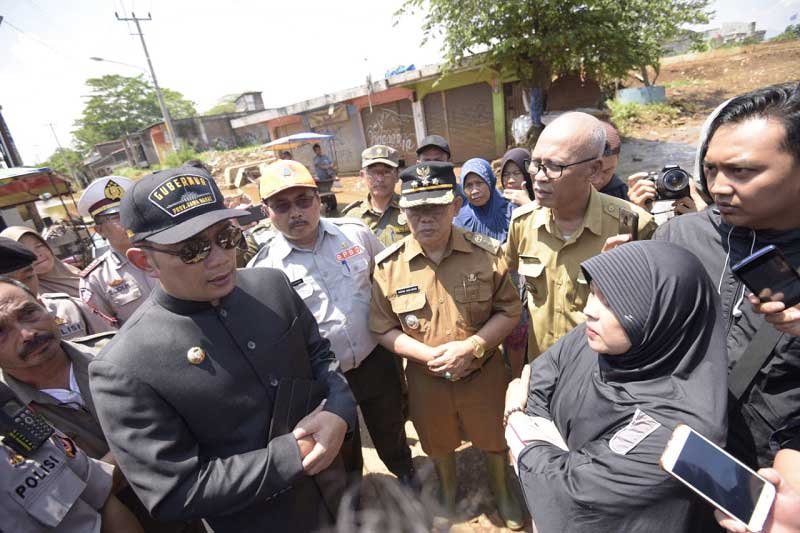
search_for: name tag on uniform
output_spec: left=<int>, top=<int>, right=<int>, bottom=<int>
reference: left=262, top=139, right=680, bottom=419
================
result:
left=336, top=245, right=363, bottom=262
left=291, top=277, right=313, bottom=299
left=396, top=285, right=419, bottom=296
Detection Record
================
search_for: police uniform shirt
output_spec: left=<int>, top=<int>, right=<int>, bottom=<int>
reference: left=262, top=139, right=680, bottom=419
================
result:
left=40, top=293, right=113, bottom=341
left=88, top=268, right=357, bottom=532
left=248, top=218, right=383, bottom=372
left=369, top=226, right=521, bottom=369
left=1, top=434, right=114, bottom=532
left=79, top=249, right=156, bottom=326
left=341, top=193, right=410, bottom=247
left=505, top=186, right=657, bottom=361
left=1, top=339, right=111, bottom=459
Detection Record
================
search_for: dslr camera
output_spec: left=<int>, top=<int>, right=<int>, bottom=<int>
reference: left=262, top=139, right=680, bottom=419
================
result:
left=645, top=165, right=691, bottom=201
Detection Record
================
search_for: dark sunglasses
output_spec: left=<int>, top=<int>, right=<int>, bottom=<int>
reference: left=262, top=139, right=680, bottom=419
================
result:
left=139, top=225, right=245, bottom=264
left=265, top=194, right=316, bottom=214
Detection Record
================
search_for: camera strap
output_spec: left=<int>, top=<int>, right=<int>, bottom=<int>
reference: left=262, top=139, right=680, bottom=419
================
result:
left=728, top=321, right=783, bottom=402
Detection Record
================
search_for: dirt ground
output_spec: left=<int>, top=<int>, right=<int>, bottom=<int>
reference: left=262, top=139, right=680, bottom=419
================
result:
left=225, top=40, right=799, bottom=532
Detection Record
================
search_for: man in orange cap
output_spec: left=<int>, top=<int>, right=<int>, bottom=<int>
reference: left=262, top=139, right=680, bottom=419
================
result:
left=249, top=160, right=417, bottom=490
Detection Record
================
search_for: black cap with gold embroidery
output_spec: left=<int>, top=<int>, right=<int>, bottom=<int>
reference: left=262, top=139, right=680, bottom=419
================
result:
left=398, top=162, right=456, bottom=208
left=121, top=166, right=248, bottom=244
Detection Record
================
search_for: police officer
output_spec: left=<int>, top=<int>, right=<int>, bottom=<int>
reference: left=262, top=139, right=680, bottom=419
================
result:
left=77, top=177, right=155, bottom=327
left=0, top=237, right=111, bottom=340
left=88, top=166, right=357, bottom=532
left=249, top=160, right=416, bottom=488
left=369, top=162, right=524, bottom=529
left=0, top=383, right=142, bottom=532
left=341, top=145, right=410, bottom=247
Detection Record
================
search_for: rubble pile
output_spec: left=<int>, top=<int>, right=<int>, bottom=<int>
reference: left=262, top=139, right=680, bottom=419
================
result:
left=202, top=145, right=278, bottom=180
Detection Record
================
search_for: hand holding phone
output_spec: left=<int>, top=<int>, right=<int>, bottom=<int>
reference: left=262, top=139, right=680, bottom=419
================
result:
left=618, top=207, right=639, bottom=241
left=660, top=424, right=775, bottom=532
left=731, top=245, right=800, bottom=309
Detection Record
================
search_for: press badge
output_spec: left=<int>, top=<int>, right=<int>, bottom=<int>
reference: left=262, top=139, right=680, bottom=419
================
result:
left=609, top=408, right=661, bottom=455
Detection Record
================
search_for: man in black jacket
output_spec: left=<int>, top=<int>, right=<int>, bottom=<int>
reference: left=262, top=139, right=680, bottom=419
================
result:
left=654, top=82, right=800, bottom=469
left=88, top=166, right=357, bottom=532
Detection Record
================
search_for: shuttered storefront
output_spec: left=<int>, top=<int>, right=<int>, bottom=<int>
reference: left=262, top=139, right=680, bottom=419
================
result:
left=360, top=99, right=417, bottom=167
left=422, top=82, right=495, bottom=163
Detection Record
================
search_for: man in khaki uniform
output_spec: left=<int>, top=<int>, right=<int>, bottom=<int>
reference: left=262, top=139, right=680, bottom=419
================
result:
left=341, top=145, right=410, bottom=246
left=506, top=112, right=656, bottom=361
left=77, top=177, right=155, bottom=327
left=369, top=161, right=524, bottom=529
left=0, top=238, right=111, bottom=340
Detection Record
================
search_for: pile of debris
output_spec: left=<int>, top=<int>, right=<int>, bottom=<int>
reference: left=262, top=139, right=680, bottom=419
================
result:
left=202, top=145, right=278, bottom=181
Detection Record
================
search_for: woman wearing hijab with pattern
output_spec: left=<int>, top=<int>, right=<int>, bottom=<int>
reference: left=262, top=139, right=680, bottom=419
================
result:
left=454, top=158, right=515, bottom=243
left=500, top=148, right=534, bottom=207
left=504, top=240, right=728, bottom=532
left=1, top=226, right=82, bottom=298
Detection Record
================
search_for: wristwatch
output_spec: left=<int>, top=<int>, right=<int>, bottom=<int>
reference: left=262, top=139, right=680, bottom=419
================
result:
left=468, top=336, right=485, bottom=359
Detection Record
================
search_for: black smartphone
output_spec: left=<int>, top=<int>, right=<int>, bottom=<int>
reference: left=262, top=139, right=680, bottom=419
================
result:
left=618, top=207, right=639, bottom=241
left=731, top=245, right=800, bottom=308
left=0, top=384, right=54, bottom=454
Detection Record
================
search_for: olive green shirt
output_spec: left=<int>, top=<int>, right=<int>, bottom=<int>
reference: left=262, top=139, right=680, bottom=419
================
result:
left=505, top=187, right=656, bottom=361
left=341, top=193, right=410, bottom=246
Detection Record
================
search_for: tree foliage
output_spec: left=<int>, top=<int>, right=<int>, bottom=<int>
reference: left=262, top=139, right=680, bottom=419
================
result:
left=203, top=93, right=239, bottom=116
left=399, top=0, right=711, bottom=91
left=38, top=147, right=88, bottom=185
left=73, top=74, right=196, bottom=153
left=772, top=24, right=800, bottom=42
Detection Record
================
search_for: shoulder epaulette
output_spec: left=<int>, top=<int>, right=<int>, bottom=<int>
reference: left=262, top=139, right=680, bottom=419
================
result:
left=341, top=200, right=363, bottom=214
left=79, top=256, right=105, bottom=278
left=40, top=292, right=70, bottom=300
left=68, top=331, right=116, bottom=349
left=375, top=240, right=404, bottom=264
left=510, top=201, right=538, bottom=221
left=464, top=231, right=501, bottom=255
left=330, top=217, right=368, bottom=228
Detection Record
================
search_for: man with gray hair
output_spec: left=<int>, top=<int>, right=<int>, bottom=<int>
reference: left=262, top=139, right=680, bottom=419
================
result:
left=505, top=112, right=656, bottom=361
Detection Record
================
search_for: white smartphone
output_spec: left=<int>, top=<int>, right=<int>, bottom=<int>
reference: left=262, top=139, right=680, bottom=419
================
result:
left=660, top=424, right=775, bottom=532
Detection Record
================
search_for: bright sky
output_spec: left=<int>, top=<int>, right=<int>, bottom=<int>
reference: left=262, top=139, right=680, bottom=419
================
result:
left=2, top=0, right=799, bottom=164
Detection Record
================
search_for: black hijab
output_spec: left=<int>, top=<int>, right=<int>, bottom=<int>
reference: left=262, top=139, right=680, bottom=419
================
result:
left=500, top=148, right=533, bottom=200
left=577, top=240, right=728, bottom=437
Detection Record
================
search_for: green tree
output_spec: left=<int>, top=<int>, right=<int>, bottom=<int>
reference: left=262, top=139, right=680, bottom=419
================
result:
left=72, top=74, right=196, bottom=152
left=771, top=24, right=800, bottom=42
left=38, top=147, right=89, bottom=187
left=399, top=0, right=710, bottom=128
left=203, top=94, right=239, bottom=116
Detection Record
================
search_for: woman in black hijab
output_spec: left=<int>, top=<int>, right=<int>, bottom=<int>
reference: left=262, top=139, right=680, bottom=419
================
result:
left=499, top=147, right=534, bottom=207
left=504, top=240, right=728, bottom=532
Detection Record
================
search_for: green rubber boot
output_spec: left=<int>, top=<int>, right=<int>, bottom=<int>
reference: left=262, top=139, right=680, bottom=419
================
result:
left=433, top=453, right=458, bottom=516
left=484, top=451, right=525, bottom=530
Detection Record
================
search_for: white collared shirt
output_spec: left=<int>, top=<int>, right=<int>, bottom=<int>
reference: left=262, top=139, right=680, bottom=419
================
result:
left=40, top=364, right=85, bottom=409
left=248, top=218, right=384, bottom=372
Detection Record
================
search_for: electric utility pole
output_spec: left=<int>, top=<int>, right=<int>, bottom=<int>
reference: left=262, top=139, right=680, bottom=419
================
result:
left=114, top=12, right=179, bottom=151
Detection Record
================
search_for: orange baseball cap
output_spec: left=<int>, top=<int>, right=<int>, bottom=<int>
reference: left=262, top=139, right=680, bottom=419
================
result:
left=258, top=160, right=317, bottom=200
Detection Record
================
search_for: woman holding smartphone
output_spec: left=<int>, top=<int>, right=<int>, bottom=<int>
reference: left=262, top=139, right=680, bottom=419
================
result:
left=504, top=240, right=728, bottom=532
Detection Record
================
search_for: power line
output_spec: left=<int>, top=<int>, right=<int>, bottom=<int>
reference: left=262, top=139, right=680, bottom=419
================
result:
left=114, top=11, right=179, bottom=150
left=0, top=17, right=75, bottom=60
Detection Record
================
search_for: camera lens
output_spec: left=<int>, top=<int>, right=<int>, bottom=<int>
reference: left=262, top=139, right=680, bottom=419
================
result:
left=662, top=169, right=690, bottom=192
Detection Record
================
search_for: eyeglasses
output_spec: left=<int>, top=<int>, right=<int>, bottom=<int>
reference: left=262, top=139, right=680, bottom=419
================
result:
left=265, top=194, right=317, bottom=214
left=528, top=156, right=597, bottom=180
left=138, top=225, right=245, bottom=264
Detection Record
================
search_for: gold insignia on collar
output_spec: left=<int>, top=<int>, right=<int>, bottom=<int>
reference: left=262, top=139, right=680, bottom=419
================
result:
left=104, top=180, right=124, bottom=201
left=187, top=347, right=206, bottom=365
